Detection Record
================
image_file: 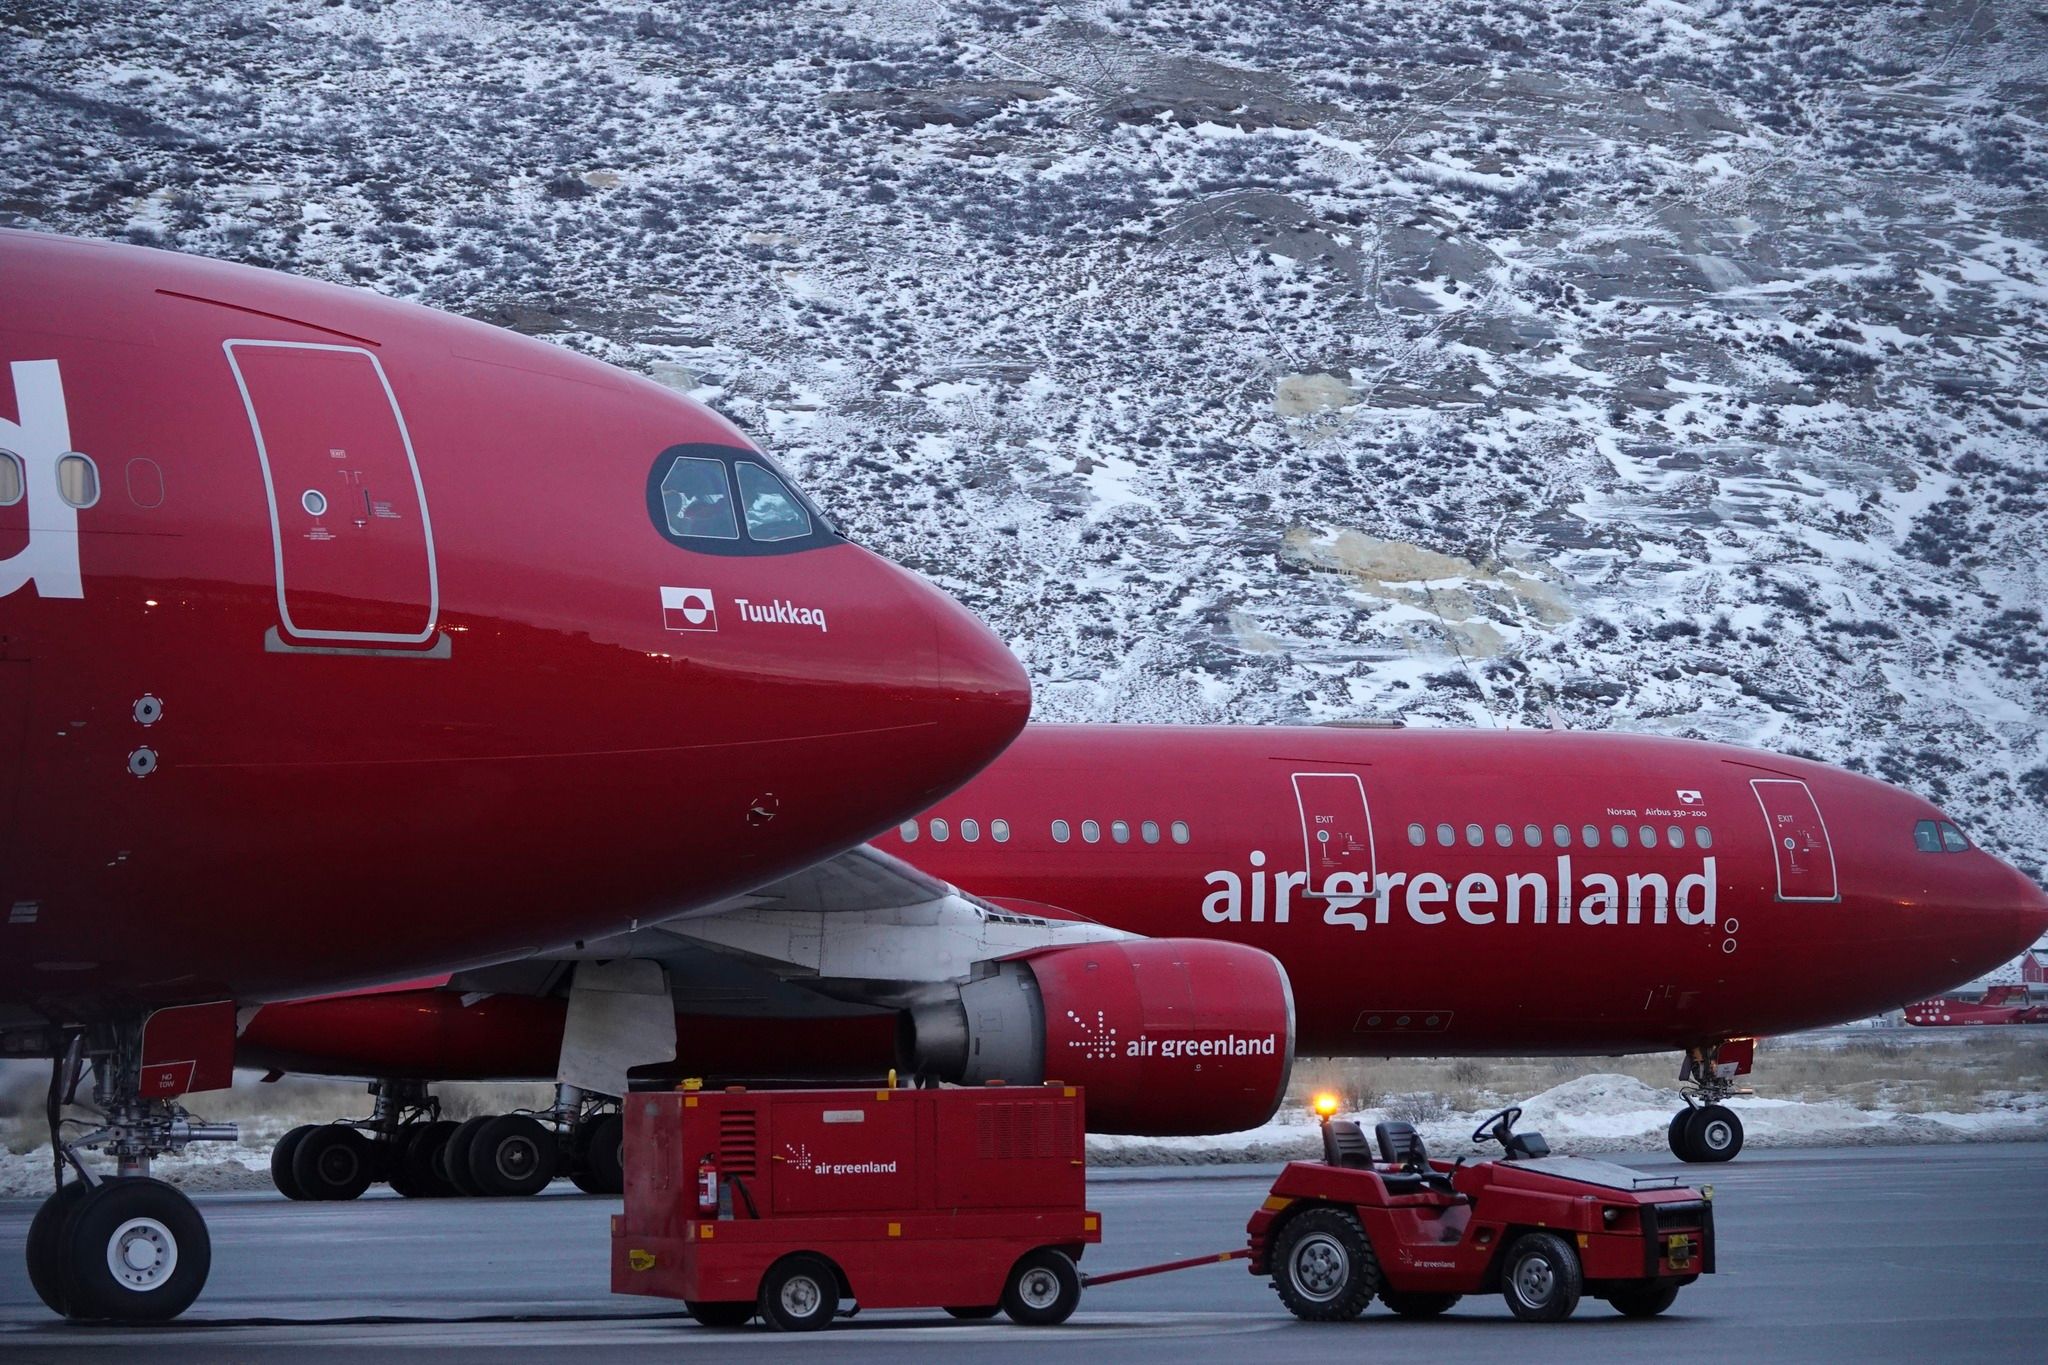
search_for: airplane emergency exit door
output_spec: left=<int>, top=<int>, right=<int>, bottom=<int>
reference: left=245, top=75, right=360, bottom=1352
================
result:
left=226, top=340, right=438, bottom=645
left=1751, top=778, right=1839, bottom=902
left=1291, top=772, right=1376, bottom=895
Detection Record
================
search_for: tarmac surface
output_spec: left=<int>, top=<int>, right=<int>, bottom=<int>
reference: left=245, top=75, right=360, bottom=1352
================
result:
left=1, top=1142, right=2042, bottom=1362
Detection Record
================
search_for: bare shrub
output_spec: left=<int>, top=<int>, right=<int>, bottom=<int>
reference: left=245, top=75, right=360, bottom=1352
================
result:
left=1383, top=1090, right=1451, bottom=1124
left=1450, top=1058, right=1486, bottom=1085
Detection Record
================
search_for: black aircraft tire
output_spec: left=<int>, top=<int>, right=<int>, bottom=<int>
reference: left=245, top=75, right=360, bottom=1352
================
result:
left=1685, top=1104, right=1743, bottom=1163
left=442, top=1117, right=492, bottom=1197
left=1271, top=1207, right=1378, bottom=1322
left=26, top=1180, right=92, bottom=1315
left=54, top=1177, right=210, bottom=1322
left=1666, top=1109, right=1691, bottom=1160
left=578, top=1112, right=625, bottom=1194
left=467, top=1114, right=557, bottom=1197
left=401, top=1120, right=460, bottom=1198
left=270, top=1125, right=317, bottom=1200
left=291, top=1125, right=376, bottom=1202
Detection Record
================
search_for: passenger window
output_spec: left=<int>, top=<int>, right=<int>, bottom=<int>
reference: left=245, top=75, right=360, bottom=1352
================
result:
left=1436, top=823, right=1455, bottom=848
left=1939, top=822, right=1969, bottom=852
left=1052, top=819, right=1070, bottom=844
left=1581, top=825, right=1601, bottom=848
left=1111, top=820, right=1130, bottom=844
left=1141, top=820, right=1160, bottom=844
left=992, top=819, right=1011, bottom=844
left=929, top=818, right=949, bottom=842
left=0, top=451, right=22, bottom=506
left=1912, top=820, right=1941, bottom=853
left=57, top=453, right=98, bottom=509
left=735, top=462, right=813, bottom=542
left=898, top=820, right=918, bottom=843
left=1408, top=823, right=1426, bottom=847
left=1494, top=823, right=1513, bottom=848
left=1667, top=825, right=1685, bottom=848
left=1553, top=824, right=1571, bottom=847
left=1171, top=820, right=1191, bottom=845
left=1081, top=820, right=1100, bottom=844
left=1609, top=825, right=1629, bottom=848
left=1694, top=826, right=1713, bottom=850
left=658, top=456, right=738, bottom=540
left=1523, top=824, right=1542, bottom=848
left=960, top=818, right=980, bottom=843
left=1639, top=824, right=1656, bottom=847
left=1465, top=824, right=1483, bottom=847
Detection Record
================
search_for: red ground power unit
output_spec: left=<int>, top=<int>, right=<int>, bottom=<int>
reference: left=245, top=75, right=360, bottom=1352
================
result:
left=610, top=1083, right=1101, bottom=1330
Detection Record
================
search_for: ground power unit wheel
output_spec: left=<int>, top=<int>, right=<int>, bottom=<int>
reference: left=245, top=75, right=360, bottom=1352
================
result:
left=52, top=1177, right=211, bottom=1322
left=1501, top=1231, right=1583, bottom=1322
left=1607, top=1281, right=1683, bottom=1317
left=1271, top=1207, right=1379, bottom=1321
left=758, top=1253, right=840, bottom=1331
left=1001, top=1248, right=1081, bottom=1326
left=685, top=1299, right=755, bottom=1327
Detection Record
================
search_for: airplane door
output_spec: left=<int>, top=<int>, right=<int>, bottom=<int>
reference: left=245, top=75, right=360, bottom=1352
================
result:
left=225, top=340, right=438, bottom=645
left=1751, top=778, right=1838, bottom=902
left=1291, top=772, right=1375, bottom=896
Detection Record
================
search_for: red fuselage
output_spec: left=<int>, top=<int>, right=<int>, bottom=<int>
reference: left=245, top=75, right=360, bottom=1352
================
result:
left=0, top=230, right=1028, bottom=1028
left=238, top=724, right=2048, bottom=1080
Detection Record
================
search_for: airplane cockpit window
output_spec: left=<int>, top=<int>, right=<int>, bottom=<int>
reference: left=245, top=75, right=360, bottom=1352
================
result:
left=0, top=451, right=22, bottom=505
left=647, top=443, right=839, bottom=555
left=1912, top=820, right=1941, bottom=853
left=1939, top=822, right=1969, bottom=852
left=736, top=462, right=813, bottom=542
left=658, top=456, right=738, bottom=540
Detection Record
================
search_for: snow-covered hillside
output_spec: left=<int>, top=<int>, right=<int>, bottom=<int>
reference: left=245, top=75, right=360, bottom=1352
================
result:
left=5, top=0, right=2044, bottom=872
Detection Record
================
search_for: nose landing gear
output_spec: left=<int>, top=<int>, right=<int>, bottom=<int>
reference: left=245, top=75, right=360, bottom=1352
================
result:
left=1667, top=1040, right=1753, bottom=1163
left=26, top=1025, right=238, bottom=1322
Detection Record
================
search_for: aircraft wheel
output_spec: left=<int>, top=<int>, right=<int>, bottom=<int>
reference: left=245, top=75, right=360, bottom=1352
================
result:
left=574, top=1112, right=624, bottom=1194
left=54, top=1177, right=210, bottom=1322
left=1666, top=1109, right=1691, bottom=1160
left=1501, top=1231, right=1582, bottom=1322
left=467, top=1114, right=557, bottom=1197
left=1684, top=1104, right=1743, bottom=1163
left=385, top=1127, right=423, bottom=1197
left=1271, top=1207, right=1378, bottom=1321
left=1379, top=1289, right=1461, bottom=1318
left=685, top=1299, right=755, bottom=1327
left=1002, top=1248, right=1081, bottom=1326
left=270, top=1124, right=318, bottom=1200
left=442, top=1117, right=492, bottom=1196
left=401, top=1120, right=459, bottom=1197
left=26, top=1180, right=92, bottom=1315
left=292, top=1125, right=375, bottom=1201
left=1607, top=1281, right=1682, bottom=1317
left=944, top=1305, right=1001, bottom=1320
left=758, top=1253, right=840, bottom=1331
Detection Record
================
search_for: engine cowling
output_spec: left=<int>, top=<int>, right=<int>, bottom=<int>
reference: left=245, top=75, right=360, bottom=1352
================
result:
left=905, top=939, right=1295, bottom=1135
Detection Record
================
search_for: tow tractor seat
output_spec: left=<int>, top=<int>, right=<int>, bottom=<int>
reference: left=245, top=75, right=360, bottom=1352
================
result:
left=1322, top=1119, right=1377, bottom=1170
left=1375, top=1121, right=1456, bottom=1195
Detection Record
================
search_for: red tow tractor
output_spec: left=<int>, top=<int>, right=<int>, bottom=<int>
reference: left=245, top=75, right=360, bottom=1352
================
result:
left=611, top=1083, right=1714, bottom=1329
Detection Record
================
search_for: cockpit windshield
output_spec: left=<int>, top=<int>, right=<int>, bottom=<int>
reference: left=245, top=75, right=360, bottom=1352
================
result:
left=646, top=443, right=837, bottom=555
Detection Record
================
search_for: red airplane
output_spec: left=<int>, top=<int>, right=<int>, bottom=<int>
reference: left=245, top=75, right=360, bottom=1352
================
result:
left=0, top=229, right=1030, bottom=1321
left=237, top=724, right=2048, bottom=1199
left=1904, top=945, right=2048, bottom=1025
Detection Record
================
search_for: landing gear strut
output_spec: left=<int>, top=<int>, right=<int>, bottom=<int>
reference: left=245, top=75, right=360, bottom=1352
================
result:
left=1667, top=1040, right=1752, bottom=1163
left=26, top=1023, right=238, bottom=1321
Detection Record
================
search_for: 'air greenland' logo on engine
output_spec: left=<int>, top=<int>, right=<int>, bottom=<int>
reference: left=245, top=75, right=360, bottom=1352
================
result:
left=1199, top=851, right=1720, bottom=933
left=1065, top=1008, right=1278, bottom=1061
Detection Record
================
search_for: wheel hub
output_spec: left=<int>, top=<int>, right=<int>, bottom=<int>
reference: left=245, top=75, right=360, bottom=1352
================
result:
left=107, top=1217, right=178, bottom=1292
left=498, top=1137, right=537, bottom=1179
left=1514, top=1257, right=1554, bottom=1305
left=1019, top=1268, right=1059, bottom=1309
left=780, top=1274, right=822, bottom=1317
left=1290, top=1234, right=1347, bottom=1301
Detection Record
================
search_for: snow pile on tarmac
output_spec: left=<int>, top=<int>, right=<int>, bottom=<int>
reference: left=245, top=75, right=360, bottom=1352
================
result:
left=1088, top=1073, right=2048, bottom=1167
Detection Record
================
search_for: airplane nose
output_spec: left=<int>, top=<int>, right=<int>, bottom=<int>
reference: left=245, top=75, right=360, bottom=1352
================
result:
left=917, top=575, right=1032, bottom=783
left=2013, top=867, right=2048, bottom=940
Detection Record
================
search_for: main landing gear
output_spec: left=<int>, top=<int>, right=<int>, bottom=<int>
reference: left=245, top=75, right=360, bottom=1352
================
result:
left=1666, top=1040, right=1753, bottom=1163
left=27, top=1026, right=238, bottom=1322
left=270, top=1081, right=626, bottom=1200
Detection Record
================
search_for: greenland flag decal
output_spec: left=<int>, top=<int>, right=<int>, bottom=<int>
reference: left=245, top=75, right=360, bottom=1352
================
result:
left=661, top=586, right=717, bottom=632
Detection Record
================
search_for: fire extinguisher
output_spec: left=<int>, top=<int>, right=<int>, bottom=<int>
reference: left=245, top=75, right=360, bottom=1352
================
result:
left=696, top=1152, right=719, bottom=1215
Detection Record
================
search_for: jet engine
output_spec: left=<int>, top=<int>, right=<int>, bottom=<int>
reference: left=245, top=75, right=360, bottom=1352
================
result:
left=904, top=939, right=1295, bottom=1135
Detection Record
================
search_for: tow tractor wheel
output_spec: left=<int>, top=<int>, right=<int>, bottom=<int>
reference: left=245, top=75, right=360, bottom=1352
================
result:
left=1271, top=1207, right=1379, bottom=1322
left=944, top=1305, right=1001, bottom=1320
left=1379, top=1289, right=1461, bottom=1318
left=400, top=1120, right=460, bottom=1198
left=570, top=1112, right=625, bottom=1195
left=1001, top=1247, right=1082, bottom=1327
left=758, top=1253, right=841, bottom=1331
left=685, top=1299, right=756, bottom=1327
left=468, top=1114, right=557, bottom=1196
left=1501, top=1231, right=1583, bottom=1322
left=270, top=1124, right=318, bottom=1200
left=1606, top=1281, right=1683, bottom=1317
left=26, top=1180, right=92, bottom=1315
left=53, top=1177, right=211, bottom=1322
left=442, top=1117, right=492, bottom=1196
left=1684, top=1104, right=1743, bottom=1163
left=292, top=1124, right=376, bottom=1201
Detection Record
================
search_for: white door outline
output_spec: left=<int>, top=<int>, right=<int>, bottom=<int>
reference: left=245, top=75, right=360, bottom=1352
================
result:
left=1291, top=771, right=1376, bottom=897
left=1750, top=778, right=1840, bottom=903
left=223, top=339, right=439, bottom=645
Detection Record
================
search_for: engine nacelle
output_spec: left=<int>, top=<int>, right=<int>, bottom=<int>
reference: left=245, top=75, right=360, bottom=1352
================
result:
left=905, top=939, right=1295, bottom=1135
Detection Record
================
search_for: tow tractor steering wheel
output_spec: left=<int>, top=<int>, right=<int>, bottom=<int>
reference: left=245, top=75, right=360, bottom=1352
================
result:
left=1472, top=1106, right=1523, bottom=1148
